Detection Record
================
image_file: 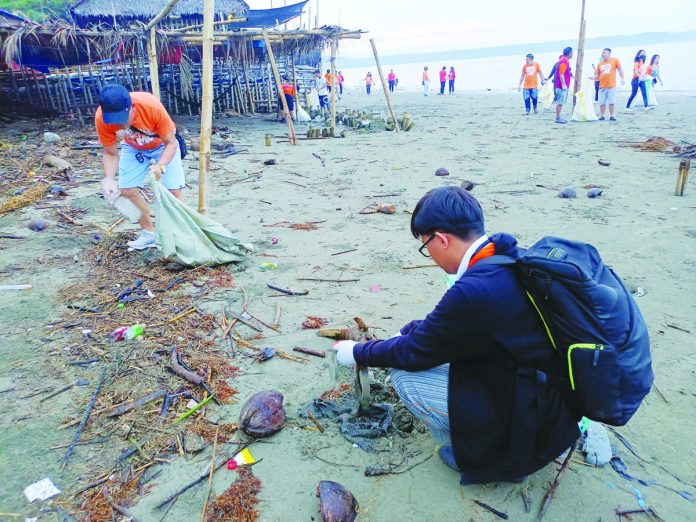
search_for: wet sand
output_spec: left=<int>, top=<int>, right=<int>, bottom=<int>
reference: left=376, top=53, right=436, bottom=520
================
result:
left=1, top=89, right=696, bottom=520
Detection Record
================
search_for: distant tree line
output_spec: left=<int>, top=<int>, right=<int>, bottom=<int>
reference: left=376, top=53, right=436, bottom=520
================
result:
left=0, top=0, right=72, bottom=22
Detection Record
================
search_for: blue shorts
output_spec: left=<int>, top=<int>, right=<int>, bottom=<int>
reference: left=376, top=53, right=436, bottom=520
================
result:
left=523, top=88, right=538, bottom=100
left=598, top=87, right=617, bottom=105
left=118, top=143, right=186, bottom=190
left=554, top=88, right=568, bottom=105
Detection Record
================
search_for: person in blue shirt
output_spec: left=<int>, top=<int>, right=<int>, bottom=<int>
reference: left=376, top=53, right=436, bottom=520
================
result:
left=334, top=186, right=580, bottom=484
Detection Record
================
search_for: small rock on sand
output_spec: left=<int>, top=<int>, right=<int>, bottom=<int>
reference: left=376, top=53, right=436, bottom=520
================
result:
left=557, top=187, right=577, bottom=199
left=435, top=167, right=449, bottom=177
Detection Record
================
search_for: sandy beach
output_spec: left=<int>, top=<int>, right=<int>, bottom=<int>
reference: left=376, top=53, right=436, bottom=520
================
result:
left=1, top=89, right=695, bottom=521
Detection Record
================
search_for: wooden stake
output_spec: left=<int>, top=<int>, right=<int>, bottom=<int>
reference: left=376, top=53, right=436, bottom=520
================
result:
left=573, top=0, right=586, bottom=107
left=329, top=37, right=338, bottom=132
left=675, top=158, right=691, bottom=196
left=148, top=28, right=160, bottom=99
left=262, top=29, right=297, bottom=145
left=370, top=38, right=400, bottom=132
left=198, top=0, right=214, bottom=213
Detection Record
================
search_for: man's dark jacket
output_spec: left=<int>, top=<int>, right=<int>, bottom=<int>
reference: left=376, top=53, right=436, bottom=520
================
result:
left=353, top=233, right=580, bottom=484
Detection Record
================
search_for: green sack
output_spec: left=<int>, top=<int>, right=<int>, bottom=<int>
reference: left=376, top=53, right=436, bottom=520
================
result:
left=152, top=176, right=250, bottom=266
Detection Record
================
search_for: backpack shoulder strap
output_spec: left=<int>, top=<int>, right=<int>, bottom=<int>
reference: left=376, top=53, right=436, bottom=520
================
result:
left=130, top=125, right=160, bottom=138
left=467, top=254, right=516, bottom=271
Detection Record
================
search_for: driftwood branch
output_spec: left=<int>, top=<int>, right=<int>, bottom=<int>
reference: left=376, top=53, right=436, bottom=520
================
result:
left=537, top=446, right=575, bottom=521
left=106, top=389, right=167, bottom=418
left=145, top=0, right=182, bottom=31
left=168, top=349, right=204, bottom=385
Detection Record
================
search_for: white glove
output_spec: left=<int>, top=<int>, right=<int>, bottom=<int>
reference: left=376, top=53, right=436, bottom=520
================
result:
left=333, top=340, right=357, bottom=366
left=101, top=177, right=119, bottom=205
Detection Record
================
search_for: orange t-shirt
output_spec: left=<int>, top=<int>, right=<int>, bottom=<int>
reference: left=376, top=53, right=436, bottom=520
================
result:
left=282, top=83, right=295, bottom=96
left=521, top=62, right=541, bottom=89
left=422, top=71, right=429, bottom=82
left=95, top=91, right=176, bottom=150
left=632, top=60, right=642, bottom=79
left=597, top=57, right=621, bottom=89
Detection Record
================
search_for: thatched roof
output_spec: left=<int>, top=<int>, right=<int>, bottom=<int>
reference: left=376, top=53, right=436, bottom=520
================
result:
left=71, top=0, right=249, bottom=21
left=0, top=9, right=31, bottom=30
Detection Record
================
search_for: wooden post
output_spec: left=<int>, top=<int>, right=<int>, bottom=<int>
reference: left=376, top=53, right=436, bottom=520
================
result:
left=148, top=28, right=160, bottom=99
left=198, top=0, right=214, bottom=214
left=145, top=0, right=181, bottom=31
left=369, top=38, right=400, bottom=132
left=573, top=0, right=587, bottom=108
left=675, top=159, right=691, bottom=196
left=329, top=37, right=337, bottom=133
left=262, top=29, right=297, bottom=145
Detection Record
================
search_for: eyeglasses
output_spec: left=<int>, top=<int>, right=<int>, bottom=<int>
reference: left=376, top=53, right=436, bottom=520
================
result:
left=418, top=234, right=436, bottom=258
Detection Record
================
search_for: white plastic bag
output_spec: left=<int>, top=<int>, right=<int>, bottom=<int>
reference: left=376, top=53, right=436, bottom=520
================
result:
left=539, top=82, right=554, bottom=109
left=571, top=81, right=598, bottom=122
left=308, top=88, right=319, bottom=110
left=297, top=105, right=311, bottom=122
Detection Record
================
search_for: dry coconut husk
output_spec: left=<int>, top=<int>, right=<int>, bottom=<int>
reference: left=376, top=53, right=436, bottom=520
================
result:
left=629, top=136, right=675, bottom=151
left=0, top=183, right=48, bottom=215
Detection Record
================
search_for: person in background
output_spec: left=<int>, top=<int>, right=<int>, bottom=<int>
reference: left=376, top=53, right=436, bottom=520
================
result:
left=276, top=76, right=295, bottom=122
left=325, top=69, right=332, bottom=93
left=96, top=84, right=185, bottom=250
left=365, top=72, right=374, bottom=95
left=332, top=186, right=580, bottom=484
left=518, top=53, right=545, bottom=115
left=592, top=48, right=625, bottom=121
left=314, top=69, right=329, bottom=109
left=388, top=69, right=396, bottom=92
left=626, top=50, right=652, bottom=112
left=448, top=67, right=456, bottom=93
left=439, top=66, right=447, bottom=95
left=422, top=66, right=430, bottom=96
left=647, top=55, right=663, bottom=87
left=338, top=70, right=345, bottom=97
left=553, top=47, right=573, bottom=124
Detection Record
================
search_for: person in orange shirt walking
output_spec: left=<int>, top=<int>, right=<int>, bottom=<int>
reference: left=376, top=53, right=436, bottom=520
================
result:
left=518, top=53, right=546, bottom=115
left=591, top=48, right=625, bottom=121
left=365, top=72, right=374, bottom=95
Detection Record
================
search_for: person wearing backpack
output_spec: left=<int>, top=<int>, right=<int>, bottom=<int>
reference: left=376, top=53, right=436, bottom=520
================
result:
left=553, top=47, right=573, bottom=124
left=333, top=187, right=582, bottom=484
left=96, top=83, right=186, bottom=250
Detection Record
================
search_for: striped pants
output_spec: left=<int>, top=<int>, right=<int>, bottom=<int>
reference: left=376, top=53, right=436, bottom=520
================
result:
left=391, top=364, right=451, bottom=444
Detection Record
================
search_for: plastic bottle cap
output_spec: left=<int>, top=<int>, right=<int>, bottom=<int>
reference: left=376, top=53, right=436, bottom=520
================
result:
left=226, top=459, right=238, bottom=471
left=117, top=303, right=125, bottom=309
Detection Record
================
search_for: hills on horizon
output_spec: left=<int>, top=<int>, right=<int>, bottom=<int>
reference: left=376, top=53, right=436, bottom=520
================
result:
left=339, top=30, right=696, bottom=67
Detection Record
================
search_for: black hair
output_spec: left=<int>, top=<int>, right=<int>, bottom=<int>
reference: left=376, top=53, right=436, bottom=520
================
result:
left=650, top=54, right=659, bottom=65
left=410, top=186, right=485, bottom=241
left=603, top=47, right=611, bottom=53
left=526, top=53, right=534, bottom=59
left=634, top=49, right=646, bottom=61
left=563, top=46, right=573, bottom=56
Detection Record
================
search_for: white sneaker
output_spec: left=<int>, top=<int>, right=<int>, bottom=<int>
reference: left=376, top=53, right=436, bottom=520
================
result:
left=624, top=108, right=633, bottom=112
left=127, top=230, right=156, bottom=250
left=645, top=106, right=654, bottom=111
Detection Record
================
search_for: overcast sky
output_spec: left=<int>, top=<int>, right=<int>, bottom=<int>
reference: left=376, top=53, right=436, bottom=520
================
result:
left=250, top=0, right=696, bottom=58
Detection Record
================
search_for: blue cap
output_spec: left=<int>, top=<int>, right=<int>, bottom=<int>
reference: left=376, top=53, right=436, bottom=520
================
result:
left=99, top=84, right=132, bottom=125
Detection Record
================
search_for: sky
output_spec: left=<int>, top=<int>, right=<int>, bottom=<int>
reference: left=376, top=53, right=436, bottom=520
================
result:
left=249, top=0, right=696, bottom=58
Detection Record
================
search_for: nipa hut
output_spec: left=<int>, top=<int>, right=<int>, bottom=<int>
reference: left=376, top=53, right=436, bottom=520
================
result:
left=0, top=0, right=361, bottom=122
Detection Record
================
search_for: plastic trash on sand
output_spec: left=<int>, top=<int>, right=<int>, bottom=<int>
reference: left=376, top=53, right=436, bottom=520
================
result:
left=24, top=478, right=60, bottom=502
left=539, top=82, right=554, bottom=109
left=151, top=175, right=251, bottom=266
left=571, top=81, right=598, bottom=122
left=297, top=105, right=312, bottom=122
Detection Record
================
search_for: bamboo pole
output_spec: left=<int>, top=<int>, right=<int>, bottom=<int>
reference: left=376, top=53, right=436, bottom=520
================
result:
left=198, top=0, right=215, bottom=213
left=675, top=159, right=691, bottom=196
left=329, top=37, right=338, bottom=133
left=148, top=28, right=160, bottom=99
left=369, top=38, right=399, bottom=132
left=145, top=0, right=182, bottom=31
left=573, top=0, right=587, bottom=108
left=262, top=29, right=296, bottom=145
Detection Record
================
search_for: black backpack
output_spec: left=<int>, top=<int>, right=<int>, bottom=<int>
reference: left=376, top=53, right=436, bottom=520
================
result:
left=476, top=237, right=653, bottom=426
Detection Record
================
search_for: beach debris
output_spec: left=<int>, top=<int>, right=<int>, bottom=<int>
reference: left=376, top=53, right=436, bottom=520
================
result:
left=206, top=467, right=262, bottom=522
left=359, top=202, right=396, bottom=215
left=582, top=422, right=612, bottom=466
left=226, top=447, right=256, bottom=470
left=587, top=188, right=604, bottom=198
left=0, top=184, right=49, bottom=215
left=628, top=136, right=675, bottom=151
left=24, top=477, right=60, bottom=503
left=557, top=187, right=577, bottom=199
left=598, top=159, right=611, bottom=166
left=473, top=499, right=509, bottom=520
left=293, top=347, right=326, bottom=358
left=353, top=365, right=371, bottom=414
left=270, top=236, right=279, bottom=245
left=370, top=284, right=382, bottom=293
left=266, top=283, right=309, bottom=296
left=28, top=218, right=48, bottom=232
left=435, top=167, right=449, bottom=177
left=255, top=347, right=277, bottom=362
left=43, top=131, right=61, bottom=143
left=263, top=159, right=277, bottom=166
left=461, top=180, right=475, bottom=191
left=317, top=480, right=358, bottom=522
left=675, top=158, right=690, bottom=196
left=49, top=185, right=67, bottom=196
left=538, top=446, right=575, bottom=521
left=0, top=284, right=33, bottom=291
left=43, top=155, right=72, bottom=172
left=258, top=262, right=278, bottom=271
left=239, top=390, right=286, bottom=438
left=633, top=287, right=646, bottom=297
left=302, top=315, right=328, bottom=329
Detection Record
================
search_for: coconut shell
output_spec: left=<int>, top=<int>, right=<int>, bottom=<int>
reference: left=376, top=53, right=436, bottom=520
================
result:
left=460, top=180, right=475, bottom=191
left=435, top=167, right=449, bottom=177
left=587, top=188, right=604, bottom=198
left=239, top=390, right=285, bottom=438
left=317, top=481, right=358, bottom=522
left=557, top=187, right=577, bottom=199
left=28, top=218, right=48, bottom=232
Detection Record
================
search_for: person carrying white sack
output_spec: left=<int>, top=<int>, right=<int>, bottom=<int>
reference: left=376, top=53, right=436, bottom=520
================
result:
left=96, top=83, right=185, bottom=250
